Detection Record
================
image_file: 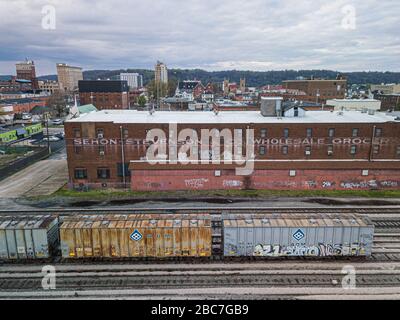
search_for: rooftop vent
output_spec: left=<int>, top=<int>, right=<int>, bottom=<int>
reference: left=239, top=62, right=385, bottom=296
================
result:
left=149, top=108, right=155, bottom=115
left=261, top=218, right=270, bottom=224
left=337, top=111, right=344, bottom=116
left=361, top=108, right=368, bottom=113
left=368, top=109, right=375, bottom=115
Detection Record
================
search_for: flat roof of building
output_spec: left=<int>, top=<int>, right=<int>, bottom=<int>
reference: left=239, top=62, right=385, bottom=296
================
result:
left=327, top=99, right=380, bottom=102
left=67, top=110, right=399, bottom=124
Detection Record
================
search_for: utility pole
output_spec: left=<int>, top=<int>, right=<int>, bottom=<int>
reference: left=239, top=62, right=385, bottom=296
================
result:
left=45, top=113, right=50, bottom=155
left=120, top=126, right=126, bottom=189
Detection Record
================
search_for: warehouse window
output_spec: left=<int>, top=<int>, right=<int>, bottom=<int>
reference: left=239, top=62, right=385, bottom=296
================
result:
left=352, top=128, right=359, bottom=137
left=328, top=128, right=335, bottom=138
left=117, top=163, right=131, bottom=177
left=373, top=145, right=380, bottom=154
left=283, top=128, right=289, bottom=138
left=123, top=128, right=129, bottom=139
left=259, top=146, right=266, bottom=155
left=73, top=128, right=81, bottom=138
left=375, top=128, right=382, bottom=137
left=96, top=128, right=104, bottom=138
left=74, top=169, right=87, bottom=179
left=74, top=146, right=81, bottom=154
left=306, top=128, right=313, bottom=138
left=350, top=145, right=357, bottom=155
left=282, top=145, right=288, bottom=155
left=260, top=128, right=267, bottom=138
left=99, top=145, right=105, bottom=155
left=97, top=168, right=110, bottom=179
left=305, top=146, right=311, bottom=155
left=327, top=145, right=333, bottom=155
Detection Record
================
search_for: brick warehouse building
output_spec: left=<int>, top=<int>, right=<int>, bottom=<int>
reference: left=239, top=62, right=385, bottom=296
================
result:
left=78, top=80, right=129, bottom=110
left=283, top=75, right=347, bottom=104
left=65, top=109, right=400, bottom=191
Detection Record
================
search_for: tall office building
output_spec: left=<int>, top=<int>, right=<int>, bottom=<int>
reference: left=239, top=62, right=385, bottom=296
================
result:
left=155, top=61, right=168, bottom=84
left=16, top=59, right=38, bottom=90
left=120, top=73, right=143, bottom=89
left=57, top=63, right=83, bottom=92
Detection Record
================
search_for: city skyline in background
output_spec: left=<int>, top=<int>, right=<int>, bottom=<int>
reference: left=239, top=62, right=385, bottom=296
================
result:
left=0, top=0, right=399, bottom=75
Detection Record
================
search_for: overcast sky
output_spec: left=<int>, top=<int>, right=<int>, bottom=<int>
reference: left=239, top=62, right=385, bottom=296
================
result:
left=0, top=0, right=399, bottom=75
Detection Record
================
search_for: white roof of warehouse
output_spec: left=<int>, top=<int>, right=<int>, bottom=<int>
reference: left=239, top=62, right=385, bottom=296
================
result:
left=67, top=110, right=399, bottom=124
left=327, top=98, right=380, bottom=102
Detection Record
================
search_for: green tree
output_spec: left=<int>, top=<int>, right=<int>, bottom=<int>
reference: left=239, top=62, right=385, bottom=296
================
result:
left=138, top=95, right=147, bottom=108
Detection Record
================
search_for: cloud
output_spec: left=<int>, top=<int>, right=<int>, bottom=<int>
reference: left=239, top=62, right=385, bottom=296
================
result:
left=0, top=0, right=399, bottom=75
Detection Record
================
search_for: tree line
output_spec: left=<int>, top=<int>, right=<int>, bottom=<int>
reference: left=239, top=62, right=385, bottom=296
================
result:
left=38, top=69, right=400, bottom=87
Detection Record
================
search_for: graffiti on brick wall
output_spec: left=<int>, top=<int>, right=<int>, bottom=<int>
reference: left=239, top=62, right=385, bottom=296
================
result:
left=143, top=182, right=166, bottom=189
left=252, top=243, right=366, bottom=257
left=322, top=181, right=335, bottom=188
left=223, top=180, right=243, bottom=187
left=185, top=178, right=209, bottom=188
left=305, top=180, right=317, bottom=188
left=270, top=181, right=297, bottom=188
left=340, top=180, right=378, bottom=189
left=380, top=180, right=399, bottom=188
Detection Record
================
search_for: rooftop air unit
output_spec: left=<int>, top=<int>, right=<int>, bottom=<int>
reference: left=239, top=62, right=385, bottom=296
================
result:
left=260, top=97, right=283, bottom=117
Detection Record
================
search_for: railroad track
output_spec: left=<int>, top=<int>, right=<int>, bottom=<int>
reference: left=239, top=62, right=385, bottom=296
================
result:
left=2, top=265, right=400, bottom=293
left=0, top=206, right=400, bottom=216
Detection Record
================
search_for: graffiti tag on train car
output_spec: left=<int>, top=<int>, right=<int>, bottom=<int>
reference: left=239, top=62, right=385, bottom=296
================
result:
left=252, top=243, right=366, bottom=257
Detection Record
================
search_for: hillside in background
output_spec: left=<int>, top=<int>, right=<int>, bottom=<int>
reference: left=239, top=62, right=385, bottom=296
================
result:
left=36, top=69, right=400, bottom=87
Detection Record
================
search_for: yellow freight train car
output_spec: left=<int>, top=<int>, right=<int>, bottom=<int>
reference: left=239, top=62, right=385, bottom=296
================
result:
left=60, top=214, right=212, bottom=258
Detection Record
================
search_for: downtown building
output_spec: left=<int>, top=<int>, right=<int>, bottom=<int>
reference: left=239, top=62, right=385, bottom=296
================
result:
left=15, top=60, right=39, bottom=90
left=57, top=63, right=83, bottom=92
left=283, top=75, right=347, bottom=103
left=78, top=80, right=129, bottom=110
left=65, top=106, right=400, bottom=191
left=155, top=61, right=168, bottom=84
left=120, top=73, right=143, bottom=89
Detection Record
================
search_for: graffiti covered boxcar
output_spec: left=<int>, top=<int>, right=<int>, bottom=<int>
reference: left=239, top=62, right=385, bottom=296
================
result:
left=223, top=213, right=374, bottom=257
left=0, top=215, right=59, bottom=260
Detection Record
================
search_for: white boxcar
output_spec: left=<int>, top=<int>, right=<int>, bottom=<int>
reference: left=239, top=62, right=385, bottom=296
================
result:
left=0, top=215, right=59, bottom=260
left=223, top=213, right=374, bottom=257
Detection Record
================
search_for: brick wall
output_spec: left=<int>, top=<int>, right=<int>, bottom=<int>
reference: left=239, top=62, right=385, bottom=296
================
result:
left=65, top=120, right=400, bottom=189
left=129, top=169, right=400, bottom=191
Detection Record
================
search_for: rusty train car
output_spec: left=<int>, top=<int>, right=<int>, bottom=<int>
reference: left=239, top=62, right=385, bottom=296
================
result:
left=0, top=213, right=375, bottom=261
left=60, top=214, right=212, bottom=258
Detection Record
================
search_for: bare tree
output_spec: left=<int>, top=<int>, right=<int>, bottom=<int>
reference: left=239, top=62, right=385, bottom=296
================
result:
left=47, top=91, right=68, bottom=117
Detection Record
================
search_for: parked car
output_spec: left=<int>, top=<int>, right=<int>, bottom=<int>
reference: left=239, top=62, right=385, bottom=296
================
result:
left=51, top=119, right=64, bottom=125
left=55, top=131, right=65, bottom=139
left=21, top=113, right=32, bottom=120
left=42, top=135, right=60, bottom=142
